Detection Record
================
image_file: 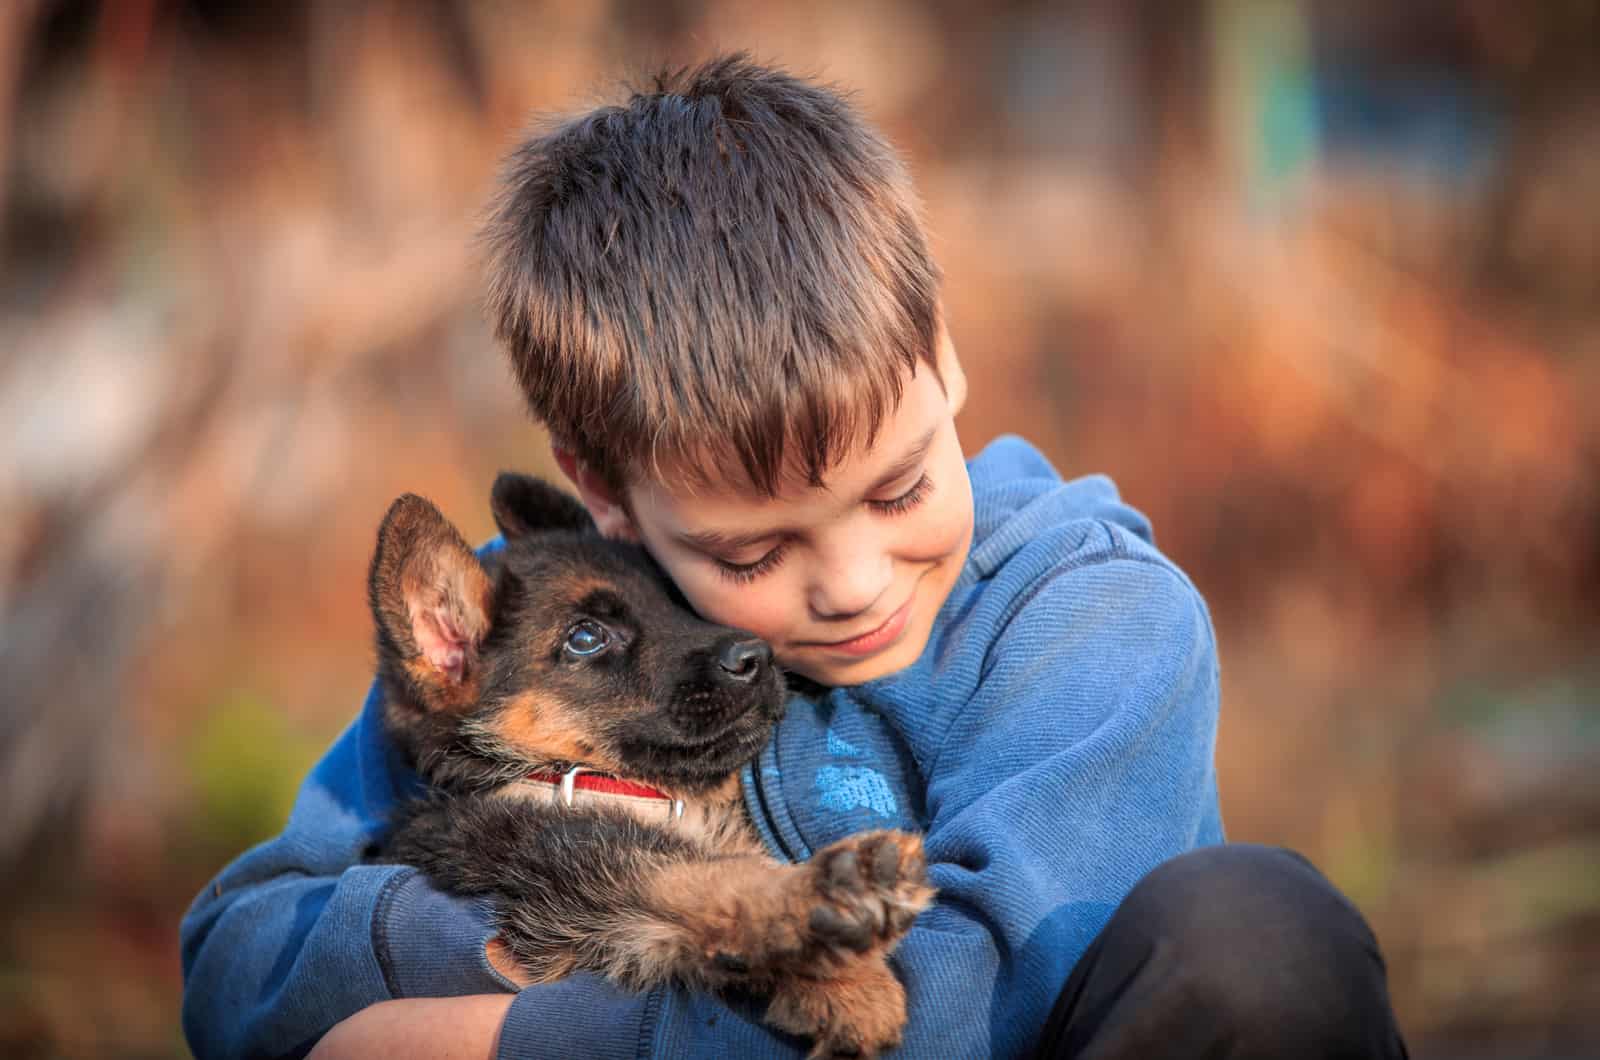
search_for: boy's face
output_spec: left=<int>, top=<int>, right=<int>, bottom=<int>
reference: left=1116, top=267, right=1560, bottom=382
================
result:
left=564, top=336, right=973, bottom=687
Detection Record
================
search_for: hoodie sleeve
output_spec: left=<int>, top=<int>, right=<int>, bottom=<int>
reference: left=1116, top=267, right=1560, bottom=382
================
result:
left=632, top=547, right=1223, bottom=1058
left=887, top=552, right=1223, bottom=1057
left=179, top=683, right=517, bottom=1059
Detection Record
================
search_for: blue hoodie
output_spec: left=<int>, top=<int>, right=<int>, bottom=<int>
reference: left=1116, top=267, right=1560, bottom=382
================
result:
left=180, top=435, right=1223, bottom=1059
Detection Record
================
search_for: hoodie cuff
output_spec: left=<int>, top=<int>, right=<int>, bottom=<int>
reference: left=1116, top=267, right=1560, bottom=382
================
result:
left=496, top=976, right=653, bottom=1060
left=374, top=869, right=520, bottom=997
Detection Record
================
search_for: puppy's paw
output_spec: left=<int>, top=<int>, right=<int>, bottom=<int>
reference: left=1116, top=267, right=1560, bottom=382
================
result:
left=804, top=830, right=933, bottom=958
left=766, top=957, right=908, bottom=1059
left=678, top=836, right=932, bottom=987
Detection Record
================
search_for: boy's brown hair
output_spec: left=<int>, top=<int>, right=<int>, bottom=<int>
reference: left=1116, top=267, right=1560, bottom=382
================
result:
left=483, top=53, right=942, bottom=497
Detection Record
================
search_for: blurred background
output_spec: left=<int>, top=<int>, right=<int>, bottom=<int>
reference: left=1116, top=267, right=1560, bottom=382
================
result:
left=1, top=1, right=1596, bottom=1056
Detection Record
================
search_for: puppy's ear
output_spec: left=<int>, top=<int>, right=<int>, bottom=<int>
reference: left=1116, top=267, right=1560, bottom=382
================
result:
left=370, top=494, right=494, bottom=711
left=490, top=472, right=594, bottom=540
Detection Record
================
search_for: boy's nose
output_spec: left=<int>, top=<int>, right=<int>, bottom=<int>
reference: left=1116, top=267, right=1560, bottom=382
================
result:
left=807, top=546, right=894, bottom=620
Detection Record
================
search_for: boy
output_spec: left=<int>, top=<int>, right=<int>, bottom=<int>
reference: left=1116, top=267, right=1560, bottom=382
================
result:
left=181, top=55, right=1407, bottom=1058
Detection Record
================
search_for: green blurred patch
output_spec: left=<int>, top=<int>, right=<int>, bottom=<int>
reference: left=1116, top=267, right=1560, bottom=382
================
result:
left=1440, top=669, right=1600, bottom=757
left=1480, top=836, right=1600, bottom=939
left=1324, top=818, right=1397, bottom=913
left=180, top=692, right=328, bottom=863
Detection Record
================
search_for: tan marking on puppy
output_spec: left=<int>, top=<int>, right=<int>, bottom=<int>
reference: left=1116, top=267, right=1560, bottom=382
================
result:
left=601, top=855, right=807, bottom=990
left=667, top=776, right=758, bottom=847
left=767, top=957, right=908, bottom=1059
left=485, top=689, right=628, bottom=772
left=520, top=952, right=580, bottom=986
left=486, top=935, right=575, bottom=987
left=401, top=654, right=481, bottom=712
left=695, top=774, right=744, bottom=807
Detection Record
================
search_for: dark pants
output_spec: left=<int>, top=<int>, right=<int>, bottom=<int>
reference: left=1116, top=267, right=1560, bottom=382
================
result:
left=1036, top=844, right=1409, bottom=1059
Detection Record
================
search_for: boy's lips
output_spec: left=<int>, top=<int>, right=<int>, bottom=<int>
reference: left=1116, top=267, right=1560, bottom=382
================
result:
left=807, top=595, right=914, bottom=658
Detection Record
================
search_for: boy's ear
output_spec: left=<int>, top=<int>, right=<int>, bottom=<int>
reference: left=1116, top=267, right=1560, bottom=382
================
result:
left=550, top=445, right=640, bottom=543
left=369, top=494, right=494, bottom=711
left=936, top=322, right=968, bottom=416
left=490, top=472, right=595, bottom=540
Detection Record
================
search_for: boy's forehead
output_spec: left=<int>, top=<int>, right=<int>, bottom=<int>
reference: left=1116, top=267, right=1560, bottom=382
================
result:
left=628, top=373, right=949, bottom=532
left=632, top=444, right=855, bottom=515
left=615, top=324, right=960, bottom=518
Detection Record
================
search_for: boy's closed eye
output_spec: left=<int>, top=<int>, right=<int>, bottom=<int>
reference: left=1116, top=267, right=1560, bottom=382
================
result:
left=868, top=471, right=933, bottom=517
left=710, top=471, right=935, bottom=584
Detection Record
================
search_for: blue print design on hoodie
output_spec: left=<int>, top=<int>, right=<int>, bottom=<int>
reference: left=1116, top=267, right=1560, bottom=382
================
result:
left=814, top=765, right=897, bottom=818
left=826, top=727, right=863, bottom=758
left=815, top=727, right=895, bottom=818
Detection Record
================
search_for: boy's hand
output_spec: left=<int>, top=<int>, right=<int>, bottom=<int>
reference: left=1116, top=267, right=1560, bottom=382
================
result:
left=308, top=995, right=514, bottom=1060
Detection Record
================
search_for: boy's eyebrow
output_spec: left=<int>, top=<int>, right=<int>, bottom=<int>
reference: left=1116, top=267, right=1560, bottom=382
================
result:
left=677, top=426, right=939, bottom=555
left=865, top=426, right=938, bottom=494
left=678, top=525, right=784, bottom=554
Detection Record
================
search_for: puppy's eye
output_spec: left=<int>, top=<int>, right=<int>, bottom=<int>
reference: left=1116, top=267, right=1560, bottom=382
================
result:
left=564, top=621, right=610, bottom=657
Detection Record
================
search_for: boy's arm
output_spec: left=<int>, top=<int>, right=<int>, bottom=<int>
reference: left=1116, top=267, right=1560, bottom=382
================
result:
left=179, top=683, right=516, bottom=1059
left=307, top=996, right=514, bottom=1060
left=882, top=555, right=1222, bottom=1056
left=187, top=551, right=1216, bottom=1059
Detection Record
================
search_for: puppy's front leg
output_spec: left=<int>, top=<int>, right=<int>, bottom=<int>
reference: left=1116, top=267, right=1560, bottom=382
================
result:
left=486, top=834, right=919, bottom=1058
left=386, top=798, right=931, bottom=1055
left=630, top=830, right=932, bottom=1058
left=640, top=829, right=932, bottom=984
left=382, top=794, right=720, bottom=985
left=765, top=956, right=908, bottom=1060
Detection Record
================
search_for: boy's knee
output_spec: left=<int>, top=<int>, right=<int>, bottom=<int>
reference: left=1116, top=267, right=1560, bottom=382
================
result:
left=1040, top=845, right=1407, bottom=1059
left=1127, top=843, right=1363, bottom=939
left=1115, top=844, right=1404, bottom=1057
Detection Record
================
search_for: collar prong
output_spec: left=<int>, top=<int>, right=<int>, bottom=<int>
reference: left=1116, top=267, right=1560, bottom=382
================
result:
left=559, top=765, right=585, bottom=808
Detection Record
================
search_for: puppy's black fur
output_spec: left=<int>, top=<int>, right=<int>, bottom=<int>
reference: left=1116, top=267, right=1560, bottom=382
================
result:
left=369, top=474, right=932, bottom=1058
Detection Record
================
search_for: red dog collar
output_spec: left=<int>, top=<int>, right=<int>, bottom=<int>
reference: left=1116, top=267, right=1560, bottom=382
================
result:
left=523, top=766, right=686, bottom=821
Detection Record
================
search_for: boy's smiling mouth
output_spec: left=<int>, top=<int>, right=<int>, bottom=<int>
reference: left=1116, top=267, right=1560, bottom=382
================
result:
left=806, top=593, right=915, bottom=658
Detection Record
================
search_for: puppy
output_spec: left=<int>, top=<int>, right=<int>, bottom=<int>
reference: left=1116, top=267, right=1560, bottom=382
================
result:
left=368, top=473, right=933, bottom=1058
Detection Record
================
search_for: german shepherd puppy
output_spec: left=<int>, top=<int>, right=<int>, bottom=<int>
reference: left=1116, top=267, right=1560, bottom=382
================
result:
left=369, top=473, right=933, bottom=1058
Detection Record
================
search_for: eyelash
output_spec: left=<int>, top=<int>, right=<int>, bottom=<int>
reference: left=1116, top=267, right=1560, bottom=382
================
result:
left=715, top=544, right=790, bottom=585
left=868, top=472, right=933, bottom=516
left=710, top=474, right=933, bottom=584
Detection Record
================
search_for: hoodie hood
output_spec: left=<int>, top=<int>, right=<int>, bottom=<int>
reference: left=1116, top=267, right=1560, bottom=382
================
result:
left=963, top=435, right=1155, bottom=580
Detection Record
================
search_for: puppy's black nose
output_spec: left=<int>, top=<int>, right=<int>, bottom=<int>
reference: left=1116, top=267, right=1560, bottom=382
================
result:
left=716, top=637, right=772, bottom=683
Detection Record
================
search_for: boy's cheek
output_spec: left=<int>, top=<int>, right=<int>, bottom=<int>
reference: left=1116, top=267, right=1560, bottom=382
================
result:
left=708, top=588, right=794, bottom=648
left=929, top=494, right=974, bottom=553
left=657, top=558, right=788, bottom=643
left=918, top=474, right=975, bottom=560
